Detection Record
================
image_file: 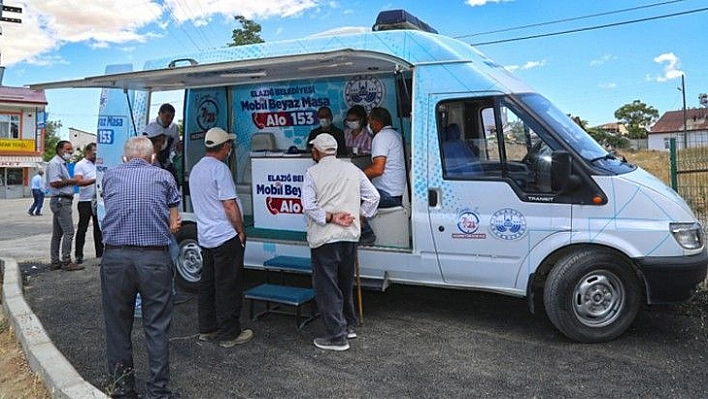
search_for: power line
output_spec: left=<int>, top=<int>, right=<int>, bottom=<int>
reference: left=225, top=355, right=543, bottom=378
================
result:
left=161, top=2, right=203, bottom=52
left=455, top=0, right=691, bottom=39
left=469, top=7, right=708, bottom=46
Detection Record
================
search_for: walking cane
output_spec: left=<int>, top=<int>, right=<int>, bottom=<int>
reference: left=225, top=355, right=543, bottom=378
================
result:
left=355, top=252, right=364, bottom=325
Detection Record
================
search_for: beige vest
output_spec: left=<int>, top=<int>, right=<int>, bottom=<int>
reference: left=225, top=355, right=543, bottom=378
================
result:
left=307, top=157, right=362, bottom=248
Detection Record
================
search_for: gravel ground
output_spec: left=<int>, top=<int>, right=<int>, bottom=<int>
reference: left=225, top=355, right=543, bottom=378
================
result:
left=19, top=260, right=708, bottom=398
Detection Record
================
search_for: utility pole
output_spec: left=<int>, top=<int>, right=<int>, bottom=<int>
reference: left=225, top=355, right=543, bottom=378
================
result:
left=681, top=74, right=687, bottom=150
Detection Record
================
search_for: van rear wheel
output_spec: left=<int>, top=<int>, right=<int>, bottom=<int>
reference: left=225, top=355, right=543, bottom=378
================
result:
left=543, top=249, right=641, bottom=343
left=174, top=223, right=202, bottom=293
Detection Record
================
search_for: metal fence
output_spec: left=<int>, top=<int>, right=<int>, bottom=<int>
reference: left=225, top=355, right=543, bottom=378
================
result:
left=669, top=136, right=708, bottom=236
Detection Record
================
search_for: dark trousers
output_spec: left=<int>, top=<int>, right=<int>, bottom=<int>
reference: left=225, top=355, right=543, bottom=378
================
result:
left=198, top=236, right=245, bottom=340
left=101, top=247, right=173, bottom=398
left=76, top=201, right=103, bottom=259
left=29, top=189, right=45, bottom=215
left=311, top=241, right=358, bottom=340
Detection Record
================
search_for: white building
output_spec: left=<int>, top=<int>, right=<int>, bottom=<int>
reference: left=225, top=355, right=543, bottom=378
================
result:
left=69, top=127, right=97, bottom=154
left=648, top=108, right=708, bottom=151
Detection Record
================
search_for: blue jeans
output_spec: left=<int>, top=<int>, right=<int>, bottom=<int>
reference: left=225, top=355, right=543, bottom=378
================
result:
left=361, top=188, right=403, bottom=237
left=101, top=247, right=173, bottom=398
left=29, top=189, right=44, bottom=215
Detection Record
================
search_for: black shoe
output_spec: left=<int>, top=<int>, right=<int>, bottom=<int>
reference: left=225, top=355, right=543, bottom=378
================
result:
left=28, top=211, right=34, bottom=216
left=35, top=213, right=42, bottom=216
left=75, top=257, right=83, bottom=264
left=313, top=337, right=349, bottom=351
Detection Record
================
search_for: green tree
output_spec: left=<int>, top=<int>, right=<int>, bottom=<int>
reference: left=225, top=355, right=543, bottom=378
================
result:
left=614, top=100, right=659, bottom=139
left=43, top=120, right=62, bottom=162
left=228, top=15, right=265, bottom=47
left=569, top=114, right=629, bottom=149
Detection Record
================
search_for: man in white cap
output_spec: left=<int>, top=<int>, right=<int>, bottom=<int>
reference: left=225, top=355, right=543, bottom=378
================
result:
left=188, top=127, right=254, bottom=348
left=302, top=133, right=380, bottom=351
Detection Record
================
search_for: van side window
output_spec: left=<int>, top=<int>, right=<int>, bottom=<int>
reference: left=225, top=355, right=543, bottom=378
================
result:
left=438, top=97, right=560, bottom=193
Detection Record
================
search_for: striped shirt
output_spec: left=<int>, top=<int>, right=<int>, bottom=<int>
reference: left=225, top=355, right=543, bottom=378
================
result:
left=344, top=126, right=373, bottom=153
left=101, top=158, right=180, bottom=246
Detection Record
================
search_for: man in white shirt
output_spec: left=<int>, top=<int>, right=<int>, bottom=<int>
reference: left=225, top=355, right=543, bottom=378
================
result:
left=74, top=143, right=103, bottom=264
left=144, top=103, right=179, bottom=167
left=189, top=127, right=254, bottom=348
left=302, top=133, right=380, bottom=351
left=28, top=170, right=45, bottom=216
left=360, top=107, right=406, bottom=244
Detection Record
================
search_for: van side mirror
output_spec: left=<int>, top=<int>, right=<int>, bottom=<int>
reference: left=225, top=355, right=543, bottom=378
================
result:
left=551, top=150, right=574, bottom=192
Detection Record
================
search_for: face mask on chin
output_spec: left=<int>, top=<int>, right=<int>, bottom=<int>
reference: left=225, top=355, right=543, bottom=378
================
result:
left=62, top=153, right=72, bottom=161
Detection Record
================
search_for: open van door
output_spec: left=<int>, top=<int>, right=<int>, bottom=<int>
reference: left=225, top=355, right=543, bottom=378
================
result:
left=426, top=93, right=573, bottom=292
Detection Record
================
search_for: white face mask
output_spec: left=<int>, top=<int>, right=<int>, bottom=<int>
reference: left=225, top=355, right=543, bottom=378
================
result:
left=319, top=118, right=331, bottom=129
left=62, top=152, right=72, bottom=161
left=346, top=120, right=360, bottom=130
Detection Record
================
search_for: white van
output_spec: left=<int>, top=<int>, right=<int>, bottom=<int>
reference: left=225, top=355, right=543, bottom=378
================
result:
left=32, top=10, right=706, bottom=342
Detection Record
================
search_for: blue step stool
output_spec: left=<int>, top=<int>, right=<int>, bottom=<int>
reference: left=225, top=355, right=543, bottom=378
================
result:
left=244, top=284, right=317, bottom=329
left=263, top=256, right=312, bottom=273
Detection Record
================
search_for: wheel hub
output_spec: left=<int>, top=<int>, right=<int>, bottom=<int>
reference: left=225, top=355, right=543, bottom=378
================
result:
left=573, top=271, right=625, bottom=328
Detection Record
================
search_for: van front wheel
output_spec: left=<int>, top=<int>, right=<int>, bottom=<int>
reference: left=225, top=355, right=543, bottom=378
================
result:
left=174, top=223, right=202, bottom=292
left=543, top=249, right=641, bottom=343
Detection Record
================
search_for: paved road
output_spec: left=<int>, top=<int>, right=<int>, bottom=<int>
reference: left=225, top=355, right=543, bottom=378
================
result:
left=3, top=198, right=707, bottom=397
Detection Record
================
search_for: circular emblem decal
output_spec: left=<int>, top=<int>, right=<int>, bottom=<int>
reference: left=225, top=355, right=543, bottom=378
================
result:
left=196, top=98, right=219, bottom=131
left=489, top=208, right=527, bottom=240
left=344, top=75, right=385, bottom=111
left=457, top=210, right=480, bottom=234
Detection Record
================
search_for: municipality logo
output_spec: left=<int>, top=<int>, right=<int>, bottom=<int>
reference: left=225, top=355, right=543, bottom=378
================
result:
left=344, top=75, right=384, bottom=111
left=489, top=208, right=527, bottom=240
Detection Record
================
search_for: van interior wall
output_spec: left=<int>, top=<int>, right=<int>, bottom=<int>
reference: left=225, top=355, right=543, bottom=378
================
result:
left=180, top=73, right=413, bottom=243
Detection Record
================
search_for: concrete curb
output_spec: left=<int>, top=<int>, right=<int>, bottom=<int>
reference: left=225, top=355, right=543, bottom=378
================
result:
left=1, top=257, right=107, bottom=398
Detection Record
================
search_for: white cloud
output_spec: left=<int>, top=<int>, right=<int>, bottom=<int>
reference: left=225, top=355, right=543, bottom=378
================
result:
left=599, top=82, right=617, bottom=89
left=0, top=0, right=321, bottom=66
left=521, top=60, right=545, bottom=69
left=466, top=0, right=513, bottom=6
left=504, top=59, right=546, bottom=72
left=649, top=52, right=683, bottom=82
left=590, top=54, right=616, bottom=66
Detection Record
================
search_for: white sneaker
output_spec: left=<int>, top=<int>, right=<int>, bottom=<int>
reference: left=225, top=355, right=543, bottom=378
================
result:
left=313, top=337, right=350, bottom=351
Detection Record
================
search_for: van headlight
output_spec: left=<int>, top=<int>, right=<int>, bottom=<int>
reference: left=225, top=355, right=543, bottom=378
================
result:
left=670, top=222, right=704, bottom=249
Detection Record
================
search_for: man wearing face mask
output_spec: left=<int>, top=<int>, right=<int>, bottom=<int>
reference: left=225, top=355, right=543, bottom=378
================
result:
left=74, top=143, right=103, bottom=264
left=307, top=106, right=346, bottom=156
left=47, top=140, right=84, bottom=271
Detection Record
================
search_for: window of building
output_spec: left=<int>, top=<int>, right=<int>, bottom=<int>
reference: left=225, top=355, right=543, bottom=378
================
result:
left=0, top=114, right=21, bottom=139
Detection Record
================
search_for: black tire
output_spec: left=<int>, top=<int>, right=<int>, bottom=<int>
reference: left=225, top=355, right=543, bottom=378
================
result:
left=543, top=248, right=642, bottom=343
left=174, top=223, right=202, bottom=293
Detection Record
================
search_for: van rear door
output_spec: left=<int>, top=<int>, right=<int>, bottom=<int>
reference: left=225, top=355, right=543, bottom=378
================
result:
left=426, top=93, right=572, bottom=292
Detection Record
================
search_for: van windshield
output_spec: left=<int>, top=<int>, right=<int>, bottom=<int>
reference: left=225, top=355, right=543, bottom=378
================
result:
left=518, top=94, right=607, bottom=160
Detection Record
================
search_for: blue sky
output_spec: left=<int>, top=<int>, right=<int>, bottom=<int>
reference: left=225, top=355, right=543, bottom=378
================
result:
left=1, top=0, right=707, bottom=138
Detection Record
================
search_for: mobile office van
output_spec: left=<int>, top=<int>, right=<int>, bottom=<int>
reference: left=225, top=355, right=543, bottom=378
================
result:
left=32, top=10, right=707, bottom=342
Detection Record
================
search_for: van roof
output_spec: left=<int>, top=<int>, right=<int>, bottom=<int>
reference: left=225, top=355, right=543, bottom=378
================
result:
left=29, top=30, right=522, bottom=93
